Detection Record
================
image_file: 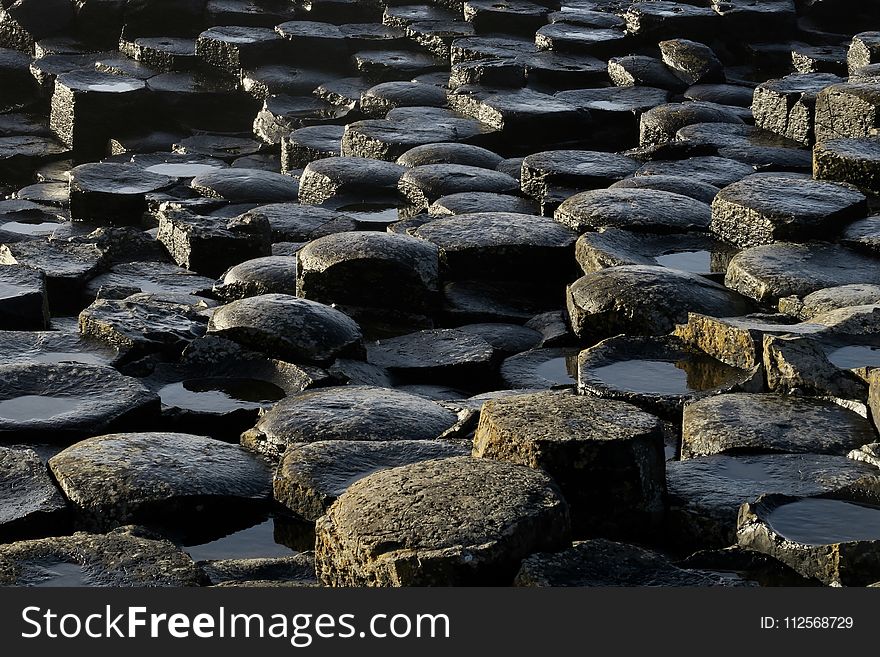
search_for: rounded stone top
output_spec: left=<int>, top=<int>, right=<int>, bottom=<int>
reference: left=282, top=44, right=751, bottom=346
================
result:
left=415, top=212, right=578, bottom=249
left=56, top=70, right=145, bottom=93
left=69, top=162, right=175, bottom=195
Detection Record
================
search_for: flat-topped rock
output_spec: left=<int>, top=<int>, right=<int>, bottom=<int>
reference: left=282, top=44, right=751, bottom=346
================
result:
left=567, top=265, right=752, bottom=340
left=474, top=391, right=664, bottom=537
left=396, top=142, right=504, bottom=170
left=725, top=242, right=880, bottom=304
left=297, top=231, right=439, bottom=315
left=710, top=174, right=867, bottom=247
left=299, top=157, right=405, bottom=205
left=667, top=453, right=880, bottom=549
left=79, top=292, right=212, bottom=362
left=414, top=212, right=577, bottom=282
left=0, top=362, right=159, bottom=443
left=635, top=155, right=754, bottom=188
left=752, top=73, right=843, bottom=145
left=274, top=439, right=469, bottom=521
left=520, top=150, right=640, bottom=201
left=813, top=137, right=880, bottom=193
left=399, top=164, right=519, bottom=211
left=49, top=432, right=271, bottom=530
left=0, top=526, right=205, bottom=587
left=191, top=168, right=299, bottom=204
left=314, top=456, right=570, bottom=586
left=366, top=328, right=496, bottom=388
left=682, top=393, right=876, bottom=459
left=242, top=203, right=356, bottom=243
left=241, top=386, right=459, bottom=458
left=0, top=447, right=67, bottom=541
left=640, top=102, right=744, bottom=147
left=555, top=188, right=711, bottom=234
left=515, top=539, right=745, bottom=587
left=213, top=256, right=298, bottom=301
left=207, top=294, right=363, bottom=366
left=0, top=265, right=48, bottom=330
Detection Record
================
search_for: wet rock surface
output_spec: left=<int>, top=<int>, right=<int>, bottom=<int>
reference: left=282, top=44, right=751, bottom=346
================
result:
left=474, top=391, right=664, bottom=538
left=0, top=0, right=878, bottom=588
left=314, top=456, right=570, bottom=586
left=0, top=447, right=67, bottom=541
left=49, top=432, right=271, bottom=530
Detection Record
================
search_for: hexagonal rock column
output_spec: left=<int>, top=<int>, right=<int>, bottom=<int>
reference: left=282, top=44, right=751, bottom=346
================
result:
left=241, top=386, right=459, bottom=459
left=566, top=265, right=752, bottom=340
left=0, top=265, right=49, bottom=330
left=49, top=432, right=271, bottom=531
left=274, top=439, right=469, bottom=521
left=0, top=362, right=159, bottom=443
left=752, top=73, right=843, bottom=145
left=0, top=526, right=205, bottom=587
left=314, top=456, right=571, bottom=586
left=474, top=391, right=665, bottom=538
left=69, top=162, right=175, bottom=224
left=156, top=209, right=271, bottom=278
left=297, top=231, right=439, bottom=317
left=298, top=157, right=405, bottom=205
left=738, top=494, right=880, bottom=586
left=681, top=393, right=876, bottom=459
left=813, top=137, right=880, bottom=193
left=49, top=70, right=148, bottom=159
left=849, top=32, right=880, bottom=75
left=413, top=212, right=577, bottom=283
left=709, top=174, right=867, bottom=248
left=815, top=81, right=880, bottom=142
left=0, top=447, right=67, bottom=541
left=520, top=150, right=640, bottom=203
left=195, top=26, right=287, bottom=75
left=207, top=294, right=364, bottom=366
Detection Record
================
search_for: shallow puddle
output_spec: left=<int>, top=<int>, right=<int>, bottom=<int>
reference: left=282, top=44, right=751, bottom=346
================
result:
left=29, top=562, right=88, bottom=587
left=766, top=498, right=880, bottom=546
left=589, top=357, right=741, bottom=395
left=826, top=345, right=880, bottom=369
left=335, top=203, right=399, bottom=225
left=654, top=250, right=712, bottom=274
left=0, top=220, right=64, bottom=236
left=184, top=518, right=298, bottom=561
left=144, top=163, right=223, bottom=177
left=158, top=377, right=286, bottom=414
left=532, top=355, right=578, bottom=386
left=0, top=395, right=82, bottom=421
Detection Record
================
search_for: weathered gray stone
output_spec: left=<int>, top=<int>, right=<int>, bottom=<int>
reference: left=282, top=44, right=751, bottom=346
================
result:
left=0, top=526, right=205, bottom=586
left=367, top=329, right=496, bottom=388
left=681, top=393, right=876, bottom=459
left=428, top=191, right=538, bottom=216
left=297, top=231, right=439, bottom=315
left=609, top=174, right=719, bottom=203
left=241, top=386, right=459, bottom=458
left=556, top=188, right=711, bottom=234
left=0, top=362, right=159, bottom=443
left=849, top=32, right=880, bottom=75
left=520, top=150, right=640, bottom=202
left=85, top=261, right=214, bottom=303
left=298, top=157, right=405, bottom=205
left=578, top=335, right=761, bottom=418
left=738, top=494, right=880, bottom=586
left=314, top=456, right=570, bottom=586
left=49, top=432, right=271, bottom=530
left=474, top=391, right=664, bottom=538
left=397, top=142, right=503, bottom=170
left=814, top=81, right=880, bottom=143
left=576, top=229, right=730, bottom=277
left=398, top=164, right=519, bottom=211
left=763, top=334, right=867, bottom=400
left=813, top=137, right=880, bottom=193
left=667, top=453, right=880, bottom=550
left=79, top=292, right=211, bottom=362
left=725, top=243, right=880, bottom=304
left=414, top=212, right=577, bottom=282
left=607, top=55, right=687, bottom=91
left=659, top=40, right=724, bottom=86
left=213, top=256, right=298, bottom=301
left=710, top=174, right=866, bottom=248
left=635, top=155, right=754, bottom=188
left=515, top=539, right=745, bottom=587
left=567, top=265, right=752, bottom=340
left=207, top=294, right=363, bottom=366
left=640, top=102, right=744, bottom=147
left=156, top=208, right=272, bottom=278
left=201, top=554, right=317, bottom=586
left=780, top=285, right=880, bottom=320
left=242, top=203, right=356, bottom=243
left=274, top=439, right=469, bottom=521
left=0, top=447, right=67, bottom=540
left=0, top=265, right=49, bottom=330
left=752, top=73, right=843, bottom=145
